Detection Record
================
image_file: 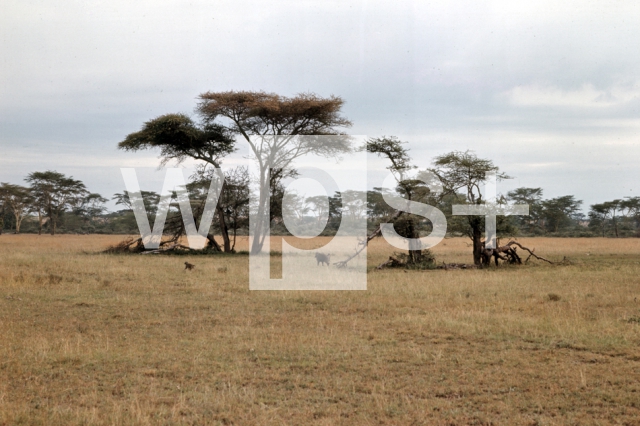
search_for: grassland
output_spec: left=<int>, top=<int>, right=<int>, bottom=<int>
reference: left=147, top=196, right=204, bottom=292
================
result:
left=0, top=235, right=639, bottom=425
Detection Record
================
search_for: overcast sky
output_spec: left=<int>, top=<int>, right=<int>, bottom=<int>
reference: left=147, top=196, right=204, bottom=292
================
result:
left=2, top=0, right=639, bottom=212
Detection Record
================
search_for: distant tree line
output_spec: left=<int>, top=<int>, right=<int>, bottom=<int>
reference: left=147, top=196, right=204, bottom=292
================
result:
left=1, top=169, right=638, bottom=240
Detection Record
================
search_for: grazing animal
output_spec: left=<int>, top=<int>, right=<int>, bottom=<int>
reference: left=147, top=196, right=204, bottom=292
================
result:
left=315, top=252, right=331, bottom=266
left=184, top=262, right=196, bottom=271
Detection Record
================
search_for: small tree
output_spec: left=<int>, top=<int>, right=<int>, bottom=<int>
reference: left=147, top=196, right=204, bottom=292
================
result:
left=26, top=171, right=88, bottom=235
left=188, top=166, right=250, bottom=251
left=0, top=183, right=34, bottom=234
left=366, top=136, right=439, bottom=265
left=429, top=151, right=511, bottom=265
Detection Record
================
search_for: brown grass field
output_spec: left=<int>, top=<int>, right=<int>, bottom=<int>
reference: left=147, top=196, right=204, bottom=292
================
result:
left=0, top=235, right=639, bottom=425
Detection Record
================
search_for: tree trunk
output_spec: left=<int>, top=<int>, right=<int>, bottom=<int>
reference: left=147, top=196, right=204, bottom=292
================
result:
left=472, top=224, right=483, bottom=265
left=14, top=213, right=22, bottom=234
left=216, top=205, right=231, bottom=252
left=251, top=177, right=270, bottom=255
left=407, top=218, right=422, bottom=264
left=50, top=214, right=57, bottom=235
left=206, top=233, right=222, bottom=251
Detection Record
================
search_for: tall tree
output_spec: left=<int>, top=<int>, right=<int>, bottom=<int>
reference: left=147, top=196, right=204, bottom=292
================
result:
left=196, top=91, right=353, bottom=254
left=429, top=151, right=511, bottom=265
left=118, top=113, right=237, bottom=251
left=0, top=183, right=33, bottom=234
left=26, top=171, right=88, bottom=235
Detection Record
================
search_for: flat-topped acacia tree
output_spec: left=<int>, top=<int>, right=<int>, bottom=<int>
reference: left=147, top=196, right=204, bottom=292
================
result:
left=118, top=114, right=237, bottom=252
left=26, top=171, right=88, bottom=236
left=196, top=91, right=353, bottom=254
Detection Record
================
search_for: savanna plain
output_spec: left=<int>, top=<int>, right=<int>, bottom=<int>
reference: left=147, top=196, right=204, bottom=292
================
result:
left=0, top=235, right=639, bottom=425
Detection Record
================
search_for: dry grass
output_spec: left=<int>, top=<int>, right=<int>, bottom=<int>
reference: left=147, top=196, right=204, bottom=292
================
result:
left=0, top=234, right=639, bottom=425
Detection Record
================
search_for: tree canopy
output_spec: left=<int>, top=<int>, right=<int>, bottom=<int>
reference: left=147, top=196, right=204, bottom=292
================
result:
left=197, top=90, right=353, bottom=254
left=118, top=113, right=236, bottom=167
left=25, top=171, right=88, bottom=235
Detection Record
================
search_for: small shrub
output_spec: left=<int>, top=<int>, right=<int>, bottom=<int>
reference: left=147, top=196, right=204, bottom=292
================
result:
left=547, top=293, right=561, bottom=302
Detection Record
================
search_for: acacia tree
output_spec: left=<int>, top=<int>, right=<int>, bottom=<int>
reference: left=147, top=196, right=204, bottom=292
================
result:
left=589, top=199, right=625, bottom=237
left=0, top=183, right=33, bottom=234
left=307, top=195, right=331, bottom=224
left=428, top=151, right=511, bottom=265
left=113, top=190, right=161, bottom=215
left=26, top=171, right=88, bottom=235
left=621, top=197, right=640, bottom=235
left=334, top=136, right=442, bottom=269
left=118, top=113, right=237, bottom=251
left=71, top=193, right=108, bottom=232
left=541, top=195, right=582, bottom=233
left=366, top=136, right=439, bottom=264
left=507, top=187, right=544, bottom=234
left=196, top=91, right=353, bottom=254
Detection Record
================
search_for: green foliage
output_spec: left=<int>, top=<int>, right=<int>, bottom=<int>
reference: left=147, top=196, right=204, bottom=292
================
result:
left=25, top=171, right=89, bottom=235
left=118, top=113, right=236, bottom=167
left=541, top=195, right=583, bottom=233
left=507, top=187, right=544, bottom=235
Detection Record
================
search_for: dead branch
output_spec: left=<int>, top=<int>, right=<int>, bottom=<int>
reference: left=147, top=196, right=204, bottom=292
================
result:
left=140, top=243, right=199, bottom=255
left=334, top=209, right=403, bottom=268
left=376, top=256, right=403, bottom=270
left=504, top=241, right=554, bottom=264
left=103, top=237, right=144, bottom=253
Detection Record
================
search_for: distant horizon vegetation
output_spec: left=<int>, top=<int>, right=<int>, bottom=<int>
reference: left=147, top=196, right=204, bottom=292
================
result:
left=1, top=167, right=638, bottom=240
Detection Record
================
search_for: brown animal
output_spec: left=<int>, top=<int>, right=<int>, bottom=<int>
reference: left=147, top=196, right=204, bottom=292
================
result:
left=184, top=262, right=196, bottom=271
left=315, top=252, right=331, bottom=266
